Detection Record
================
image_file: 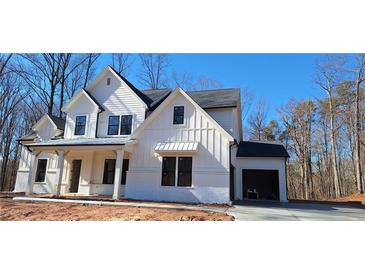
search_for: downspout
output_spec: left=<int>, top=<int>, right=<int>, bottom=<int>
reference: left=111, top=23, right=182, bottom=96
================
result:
left=285, top=157, right=289, bottom=201
left=229, top=139, right=239, bottom=201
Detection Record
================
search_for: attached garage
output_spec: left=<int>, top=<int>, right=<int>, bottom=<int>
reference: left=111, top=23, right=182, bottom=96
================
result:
left=232, top=141, right=290, bottom=202
left=242, top=169, right=279, bottom=200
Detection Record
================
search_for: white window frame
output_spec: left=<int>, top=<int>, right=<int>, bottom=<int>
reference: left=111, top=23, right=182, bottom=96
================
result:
left=74, top=114, right=88, bottom=137
left=120, top=114, right=134, bottom=136
left=107, top=115, right=121, bottom=136
left=106, top=114, right=134, bottom=137
left=172, top=105, right=185, bottom=126
left=35, top=158, right=48, bottom=183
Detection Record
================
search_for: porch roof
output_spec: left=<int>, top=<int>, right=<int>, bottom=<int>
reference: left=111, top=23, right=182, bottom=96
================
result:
left=27, top=137, right=132, bottom=148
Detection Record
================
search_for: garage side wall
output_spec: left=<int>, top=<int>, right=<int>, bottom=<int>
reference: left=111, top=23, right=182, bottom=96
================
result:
left=232, top=155, right=288, bottom=202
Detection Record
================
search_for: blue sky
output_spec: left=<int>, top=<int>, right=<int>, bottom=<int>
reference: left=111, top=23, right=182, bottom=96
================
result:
left=96, top=53, right=345, bottom=121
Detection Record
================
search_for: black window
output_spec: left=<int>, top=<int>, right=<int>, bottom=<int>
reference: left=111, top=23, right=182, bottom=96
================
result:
left=35, top=159, right=47, bottom=182
left=121, top=159, right=129, bottom=185
left=161, top=157, right=176, bottom=186
left=103, top=159, right=116, bottom=184
left=177, top=157, right=192, bottom=187
left=74, top=115, right=86, bottom=135
left=108, top=116, right=120, bottom=135
left=173, top=106, right=184, bottom=124
left=120, top=115, right=133, bottom=135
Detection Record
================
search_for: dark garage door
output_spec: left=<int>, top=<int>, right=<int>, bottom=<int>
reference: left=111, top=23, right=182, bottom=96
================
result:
left=242, top=169, right=279, bottom=201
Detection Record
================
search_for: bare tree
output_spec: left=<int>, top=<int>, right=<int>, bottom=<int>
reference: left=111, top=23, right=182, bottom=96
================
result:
left=58, top=54, right=90, bottom=116
left=315, top=56, right=345, bottom=198
left=172, top=70, right=223, bottom=91
left=248, top=98, right=268, bottom=141
left=111, top=53, right=132, bottom=76
left=138, top=54, right=169, bottom=89
left=350, top=54, right=365, bottom=193
left=83, top=53, right=100, bottom=88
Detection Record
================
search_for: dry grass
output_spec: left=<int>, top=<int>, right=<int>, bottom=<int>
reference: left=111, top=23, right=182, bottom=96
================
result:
left=0, top=197, right=234, bottom=221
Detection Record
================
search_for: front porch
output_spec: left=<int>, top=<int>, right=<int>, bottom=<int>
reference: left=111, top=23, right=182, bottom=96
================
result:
left=26, top=141, right=135, bottom=200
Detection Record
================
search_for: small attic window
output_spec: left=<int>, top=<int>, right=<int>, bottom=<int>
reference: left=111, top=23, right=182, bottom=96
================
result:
left=106, top=77, right=111, bottom=86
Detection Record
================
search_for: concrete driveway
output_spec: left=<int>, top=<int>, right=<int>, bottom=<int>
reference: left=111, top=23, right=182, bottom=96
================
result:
left=227, top=201, right=365, bottom=221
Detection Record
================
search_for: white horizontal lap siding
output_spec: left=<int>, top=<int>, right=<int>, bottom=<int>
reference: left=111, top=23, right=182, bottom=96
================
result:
left=64, top=94, right=98, bottom=139
left=90, top=71, right=146, bottom=137
left=126, top=93, right=231, bottom=204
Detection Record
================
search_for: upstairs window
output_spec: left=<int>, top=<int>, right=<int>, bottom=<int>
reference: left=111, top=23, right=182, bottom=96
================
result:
left=108, top=116, right=120, bottom=135
left=107, top=77, right=111, bottom=86
left=35, top=159, right=48, bottom=182
left=74, top=115, right=86, bottom=135
left=103, top=159, right=116, bottom=184
left=120, top=115, right=133, bottom=135
left=173, top=106, right=184, bottom=124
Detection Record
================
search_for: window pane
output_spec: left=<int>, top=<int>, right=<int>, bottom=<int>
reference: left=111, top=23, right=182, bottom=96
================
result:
left=35, top=159, right=47, bottom=182
left=121, top=159, right=129, bottom=185
left=120, top=115, right=133, bottom=135
left=108, top=116, right=120, bottom=135
left=74, top=116, right=86, bottom=135
left=177, top=157, right=192, bottom=187
left=173, top=106, right=184, bottom=124
left=103, top=159, right=116, bottom=184
left=161, top=157, right=176, bottom=186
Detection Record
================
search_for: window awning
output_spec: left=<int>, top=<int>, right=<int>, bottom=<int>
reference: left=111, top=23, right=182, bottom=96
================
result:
left=154, top=142, right=199, bottom=154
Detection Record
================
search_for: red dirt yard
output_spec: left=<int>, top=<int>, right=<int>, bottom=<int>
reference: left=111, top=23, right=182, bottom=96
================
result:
left=333, top=193, right=365, bottom=205
left=0, top=196, right=233, bottom=221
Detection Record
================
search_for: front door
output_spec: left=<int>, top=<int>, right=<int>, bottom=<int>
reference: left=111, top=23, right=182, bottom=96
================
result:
left=69, top=160, right=82, bottom=193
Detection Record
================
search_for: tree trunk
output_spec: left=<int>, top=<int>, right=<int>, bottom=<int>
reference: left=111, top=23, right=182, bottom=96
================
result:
left=328, top=95, right=341, bottom=198
left=354, top=79, right=364, bottom=194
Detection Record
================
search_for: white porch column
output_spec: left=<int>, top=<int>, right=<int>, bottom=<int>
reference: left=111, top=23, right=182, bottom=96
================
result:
left=26, top=151, right=40, bottom=195
left=113, top=149, right=125, bottom=200
left=55, top=151, right=66, bottom=196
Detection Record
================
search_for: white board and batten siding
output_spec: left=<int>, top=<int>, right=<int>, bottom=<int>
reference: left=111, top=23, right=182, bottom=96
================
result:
left=125, top=93, right=231, bottom=204
left=90, top=71, right=146, bottom=137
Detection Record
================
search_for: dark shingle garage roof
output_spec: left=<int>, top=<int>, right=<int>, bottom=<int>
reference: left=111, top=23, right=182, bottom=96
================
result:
left=236, top=141, right=290, bottom=158
left=142, top=88, right=240, bottom=109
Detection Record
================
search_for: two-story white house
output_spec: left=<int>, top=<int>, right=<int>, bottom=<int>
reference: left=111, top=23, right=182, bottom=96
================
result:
left=14, top=66, right=289, bottom=204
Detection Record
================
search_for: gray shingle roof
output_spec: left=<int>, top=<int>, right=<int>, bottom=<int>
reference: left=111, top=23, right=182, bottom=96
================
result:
left=142, top=88, right=240, bottom=109
left=186, top=88, right=240, bottom=109
left=18, top=130, right=38, bottom=141
left=236, top=141, right=290, bottom=158
left=142, top=89, right=172, bottom=110
left=27, top=137, right=131, bottom=147
left=49, top=115, right=66, bottom=130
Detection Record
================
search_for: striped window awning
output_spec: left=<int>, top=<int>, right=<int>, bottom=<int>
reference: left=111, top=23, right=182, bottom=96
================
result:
left=154, top=142, right=199, bottom=154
